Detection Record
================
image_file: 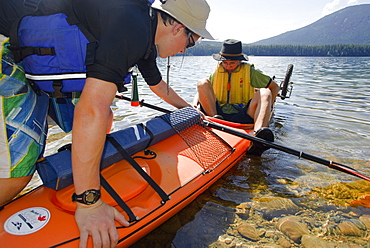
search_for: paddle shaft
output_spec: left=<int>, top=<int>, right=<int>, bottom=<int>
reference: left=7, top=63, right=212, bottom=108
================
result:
left=205, top=121, right=370, bottom=182
left=115, top=94, right=370, bottom=182
left=115, top=94, right=171, bottom=114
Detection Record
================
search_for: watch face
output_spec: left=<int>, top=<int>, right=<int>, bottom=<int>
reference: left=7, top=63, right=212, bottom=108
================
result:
left=85, top=192, right=96, bottom=203
left=72, top=189, right=100, bottom=205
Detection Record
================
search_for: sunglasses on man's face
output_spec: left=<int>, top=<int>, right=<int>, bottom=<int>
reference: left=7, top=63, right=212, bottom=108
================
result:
left=186, top=31, right=196, bottom=49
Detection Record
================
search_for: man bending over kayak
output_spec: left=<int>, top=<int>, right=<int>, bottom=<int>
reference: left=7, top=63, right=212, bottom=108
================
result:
left=193, top=39, right=280, bottom=156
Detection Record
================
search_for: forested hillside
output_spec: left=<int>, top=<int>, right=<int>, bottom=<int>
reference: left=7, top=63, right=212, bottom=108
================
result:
left=186, top=42, right=370, bottom=57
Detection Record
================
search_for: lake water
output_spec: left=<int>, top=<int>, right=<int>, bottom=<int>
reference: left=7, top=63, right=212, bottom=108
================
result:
left=34, top=56, right=370, bottom=247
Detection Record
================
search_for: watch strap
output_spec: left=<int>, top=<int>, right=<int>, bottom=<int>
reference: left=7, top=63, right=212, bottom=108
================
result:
left=72, top=189, right=101, bottom=205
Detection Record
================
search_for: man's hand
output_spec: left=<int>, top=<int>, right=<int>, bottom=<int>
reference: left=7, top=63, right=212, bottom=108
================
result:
left=75, top=199, right=129, bottom=248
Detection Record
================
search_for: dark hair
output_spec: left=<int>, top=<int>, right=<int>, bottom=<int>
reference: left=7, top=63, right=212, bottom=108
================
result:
left=157, top=10, right=192, bottom=35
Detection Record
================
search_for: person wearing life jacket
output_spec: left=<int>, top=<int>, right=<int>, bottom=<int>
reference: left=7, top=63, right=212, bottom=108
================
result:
left=194, top=39, right=280, bottom=156
left=0, top=0, right=214, bottom=247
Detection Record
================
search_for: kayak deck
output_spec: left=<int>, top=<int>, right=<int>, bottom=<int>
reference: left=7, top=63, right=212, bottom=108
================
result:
left=0, top=108, right=251, bottom=247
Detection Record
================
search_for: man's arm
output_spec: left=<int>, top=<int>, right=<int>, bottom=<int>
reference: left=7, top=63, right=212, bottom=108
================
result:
left=72, top=77, right=129, bottom=248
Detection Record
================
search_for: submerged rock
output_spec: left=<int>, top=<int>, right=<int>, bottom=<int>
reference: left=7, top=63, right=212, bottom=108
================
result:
left=250, top=198, right=300, bottom=220
left=237, top=222, right=262, bottom=241
left=235, top=203, right=250, bottom=220
left=277, top=236, right=291, bottom=247
left=277, top=216, right=309, bottom=242
left=359, top=215, right=370, bottom=229
left=301, top=234, right=334, bottom=248
left=338, top=220, right=364, bottom=237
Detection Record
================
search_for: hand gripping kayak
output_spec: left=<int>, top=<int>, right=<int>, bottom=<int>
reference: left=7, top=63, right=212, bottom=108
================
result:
left=106, top=135, right=170, bottom=204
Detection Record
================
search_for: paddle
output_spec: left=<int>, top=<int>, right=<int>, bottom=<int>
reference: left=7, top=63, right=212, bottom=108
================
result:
left=115, top=94, right=370, bottom=182
left=204, top=121, right=370, bottom=182
left=115, top=94, right=171, bottom=113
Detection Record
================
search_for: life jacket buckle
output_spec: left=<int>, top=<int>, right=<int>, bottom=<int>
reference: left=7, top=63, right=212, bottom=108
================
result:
left=52, top=81, right=67, bottom=98
left=35, top=47, right=55, bottom=56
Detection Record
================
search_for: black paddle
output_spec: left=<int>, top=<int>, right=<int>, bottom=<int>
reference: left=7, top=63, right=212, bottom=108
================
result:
left=204, top=121, right=370, bottom=182
left=115, top=94, right=171, bottom=113
left=115, top=94, right=370, bottom=182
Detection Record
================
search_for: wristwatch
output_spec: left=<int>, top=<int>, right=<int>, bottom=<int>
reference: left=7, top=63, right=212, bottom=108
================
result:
left=72, top=189, right=101, bottom=205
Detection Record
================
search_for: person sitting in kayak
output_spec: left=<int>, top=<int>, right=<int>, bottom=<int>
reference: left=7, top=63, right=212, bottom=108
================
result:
left=193, top=39, right=280, bottom=156
left=0, top=0, right=214, bottom=247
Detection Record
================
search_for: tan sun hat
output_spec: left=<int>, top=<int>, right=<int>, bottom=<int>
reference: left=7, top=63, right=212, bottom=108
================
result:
left=152, top=0, right=215, bottom=40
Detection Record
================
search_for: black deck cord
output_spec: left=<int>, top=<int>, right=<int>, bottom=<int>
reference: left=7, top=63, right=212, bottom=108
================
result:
left=100, top=175, right=138, bottom=222
left=106, top=134, right=170, bottom=203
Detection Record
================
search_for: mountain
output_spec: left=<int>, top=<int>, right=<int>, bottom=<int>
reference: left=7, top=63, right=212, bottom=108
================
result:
left=251, top=4, right=370, bottom=45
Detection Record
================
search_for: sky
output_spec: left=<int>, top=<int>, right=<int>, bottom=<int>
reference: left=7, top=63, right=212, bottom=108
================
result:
left=204, top=0, right=370, bottom=43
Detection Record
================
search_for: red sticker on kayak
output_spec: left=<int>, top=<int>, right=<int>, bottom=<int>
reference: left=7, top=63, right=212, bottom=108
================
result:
left=4, top=207, right=50, bottom=235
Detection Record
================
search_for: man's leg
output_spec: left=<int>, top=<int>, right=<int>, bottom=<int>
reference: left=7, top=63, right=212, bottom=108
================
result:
left=196, top=78, right=218, bottom=117
left=246, top=88, right=275, bottom=156
left=0, top=176, right=32, bottom=205
left=247, top=88, right=274, bottom=131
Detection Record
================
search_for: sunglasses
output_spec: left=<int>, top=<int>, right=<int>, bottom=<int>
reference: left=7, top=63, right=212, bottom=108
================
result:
left=186, top=31, right=196, bottom=49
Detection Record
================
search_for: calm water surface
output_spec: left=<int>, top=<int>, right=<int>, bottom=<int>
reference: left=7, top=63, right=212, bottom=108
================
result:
left=34, top=56, right=370, bottom=247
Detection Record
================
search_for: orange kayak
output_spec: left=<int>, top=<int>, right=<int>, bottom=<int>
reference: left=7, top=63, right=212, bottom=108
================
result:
left=0, top=107, right=252, bottom=248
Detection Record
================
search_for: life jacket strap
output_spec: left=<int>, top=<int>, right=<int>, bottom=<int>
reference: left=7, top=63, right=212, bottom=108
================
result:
left=23, top=0, right=42, bottom=11
left=65, top=15, right=98, bottom=66
left=8, top=46, right=56, bottom=63
left=226, top=72, right=232, bottom=104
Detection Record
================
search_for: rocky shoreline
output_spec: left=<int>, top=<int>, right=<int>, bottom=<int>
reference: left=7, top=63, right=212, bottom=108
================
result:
left=133, top=181, right=370, bottom=248
left=213, top=196, right=370, bottom=248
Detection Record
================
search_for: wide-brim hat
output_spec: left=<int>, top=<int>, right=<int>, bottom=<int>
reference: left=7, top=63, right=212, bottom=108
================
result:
left=152, top=0, right=215, bottom=40
left=212, top=39, right=248, bottom=61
